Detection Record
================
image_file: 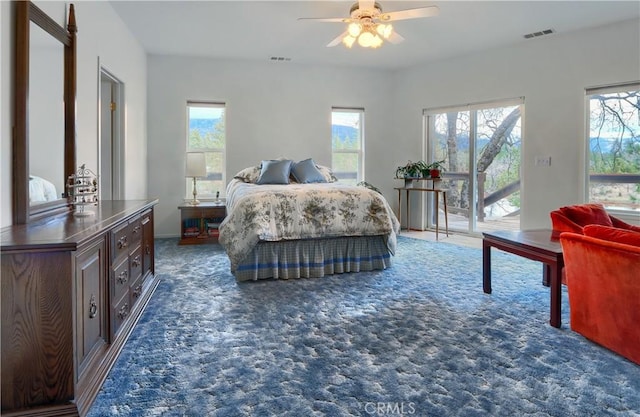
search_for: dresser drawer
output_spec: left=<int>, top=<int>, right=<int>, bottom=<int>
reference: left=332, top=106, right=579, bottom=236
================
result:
left=130, top=246, right=143, bottom=281
left=111, top=257, right=129, bottom=303
left=111, top=221, right=130, bottom=262
left=129, top=272, right=144, bottom=308
left=111, top=293, right=130, bottom=336
left=128, top=215, right=142, bottom=248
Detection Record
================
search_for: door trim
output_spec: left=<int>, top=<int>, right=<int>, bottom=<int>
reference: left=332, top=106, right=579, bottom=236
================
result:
left=97, top=59, right=124, bottom=200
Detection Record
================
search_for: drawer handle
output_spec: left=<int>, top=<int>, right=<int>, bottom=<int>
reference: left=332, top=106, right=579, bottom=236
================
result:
left=89, top=294, right=97, bottom=319
left=118, top=304, right=129, bottom=320
left=132, top=225, right=141, bottom=235
left=117, top=270, right=128, bottom=284
left=132, top=256, right=141, bottom=268
left=117, top=236, right=128, bottom=249
left=145, top=246, right=151, bottom=255
left=132, top=284, right=142, bottom=299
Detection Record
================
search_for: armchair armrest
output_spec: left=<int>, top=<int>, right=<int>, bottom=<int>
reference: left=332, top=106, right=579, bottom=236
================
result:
left=610, top=216, right=640, bottom=233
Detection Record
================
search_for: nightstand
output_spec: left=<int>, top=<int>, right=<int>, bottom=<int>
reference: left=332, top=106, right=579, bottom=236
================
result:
left=178, top=202, right=226, bottom=245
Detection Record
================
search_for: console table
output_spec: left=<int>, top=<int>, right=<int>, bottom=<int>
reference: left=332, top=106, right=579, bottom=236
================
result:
left=394, top=178, right=449, bottom=240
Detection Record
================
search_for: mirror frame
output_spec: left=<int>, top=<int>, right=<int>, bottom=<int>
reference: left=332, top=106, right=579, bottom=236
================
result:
left=13, top=1, right=76, bottom=224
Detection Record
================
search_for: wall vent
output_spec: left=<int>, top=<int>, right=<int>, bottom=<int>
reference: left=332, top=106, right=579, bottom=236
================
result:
left=523, top=29, right=555, bottom=39
left=269, top=56, right=292, bottom=62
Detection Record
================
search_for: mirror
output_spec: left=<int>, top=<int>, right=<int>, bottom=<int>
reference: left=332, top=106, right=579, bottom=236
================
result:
left=29, top=22, right=65, bottom=207
left=13, top=1, right=76, bottom=224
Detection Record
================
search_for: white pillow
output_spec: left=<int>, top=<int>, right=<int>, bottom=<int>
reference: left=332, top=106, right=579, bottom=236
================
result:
left=233, top=165, right=261, bottom=183
left=315, top=164, right=338, bottom=183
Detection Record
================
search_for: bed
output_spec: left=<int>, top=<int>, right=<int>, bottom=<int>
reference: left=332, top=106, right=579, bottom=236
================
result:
left=29, top=175, right=58, bottom=205
left=218, top=159, right=400, bottom=281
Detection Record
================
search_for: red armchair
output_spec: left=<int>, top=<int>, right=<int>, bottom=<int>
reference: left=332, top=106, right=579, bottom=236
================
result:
left=560, top=225, right=640, bottom=365
left=550, top=203, right=640, bottom=239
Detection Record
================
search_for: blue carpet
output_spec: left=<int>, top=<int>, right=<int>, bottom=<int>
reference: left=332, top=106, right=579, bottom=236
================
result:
left=87, top=237, right=640, bottom=417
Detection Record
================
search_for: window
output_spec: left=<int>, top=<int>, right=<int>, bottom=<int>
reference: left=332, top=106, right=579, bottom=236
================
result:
left=331, top=108, right=364, bottom=185
left=586, top=84, right=640, bottom=212
left=186, top=102, right=226, bottom=199
left=425, top=98, right=523, bottom=233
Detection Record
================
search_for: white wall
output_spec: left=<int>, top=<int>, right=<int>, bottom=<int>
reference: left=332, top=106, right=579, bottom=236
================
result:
left=0, top=1, right=147, bottom=228
left=392, top=18, right=640, bottom=230
left=74, top=2, right=148, bottom=201
left=4, top=5, right=637, bottom=234
left=147, top=56, right=394, bottom=237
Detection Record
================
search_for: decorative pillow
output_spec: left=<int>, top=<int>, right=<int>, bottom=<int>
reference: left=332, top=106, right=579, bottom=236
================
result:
left=559, top=203, right=613, bottom=228
left=583, top=224, right=640, bottom=247
left=256, top=159, right=293, bottom=185
left=316, top=164, right=338, bottom=183
left=291, top=158, right=326, bottom=184
left=233, top=165, right=261, bottom=183
left=550, top=211, right=584, bottom=239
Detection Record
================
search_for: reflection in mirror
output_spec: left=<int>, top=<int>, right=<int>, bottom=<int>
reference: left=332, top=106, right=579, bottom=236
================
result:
left=29, top=21, right=65, bottom=206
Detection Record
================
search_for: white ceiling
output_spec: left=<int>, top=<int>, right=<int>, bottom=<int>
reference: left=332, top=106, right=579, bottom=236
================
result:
left=109, top=1, right=640, bottom=70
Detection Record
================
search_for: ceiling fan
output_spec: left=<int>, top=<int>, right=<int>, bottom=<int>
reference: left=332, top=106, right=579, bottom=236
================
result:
left=298, top=0, right=439, bottom=49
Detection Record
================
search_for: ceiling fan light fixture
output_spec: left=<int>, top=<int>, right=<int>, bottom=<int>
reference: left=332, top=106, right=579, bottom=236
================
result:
left=348, top=22, right=362, bottom=37
left=376, top=23, right=393, bottom=39
left=308, top=1, right=439, bottom=49
left=371, top=33, right=383, bottom=48
left=356, top=30, right=383, bottom=48
left=357, top=31, right=374, bottom=47
left=342, top=35, right=356, bottom=48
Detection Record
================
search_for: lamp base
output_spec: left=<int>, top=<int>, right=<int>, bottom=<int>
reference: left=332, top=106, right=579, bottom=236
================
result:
left=188, top=199, right=200, bottom=206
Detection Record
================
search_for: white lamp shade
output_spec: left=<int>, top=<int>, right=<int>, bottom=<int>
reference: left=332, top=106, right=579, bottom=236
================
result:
left=186, top=152, right=206, bottom=177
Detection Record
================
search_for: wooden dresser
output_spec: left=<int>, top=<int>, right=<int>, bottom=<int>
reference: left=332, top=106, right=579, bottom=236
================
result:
left=1, top=199, right=159, bottom=417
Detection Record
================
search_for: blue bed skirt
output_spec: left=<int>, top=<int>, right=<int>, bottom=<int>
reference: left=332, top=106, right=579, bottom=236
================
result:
left=233, top=235, right=392, bottom=281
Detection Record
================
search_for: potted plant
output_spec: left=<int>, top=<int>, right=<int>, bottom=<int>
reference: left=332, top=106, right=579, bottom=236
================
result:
left=426, top=160, right=447, bottom=179
left=396, top=160, right=430, bottom=187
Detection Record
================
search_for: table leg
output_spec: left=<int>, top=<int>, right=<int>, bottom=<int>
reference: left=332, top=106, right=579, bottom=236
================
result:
left=397, top=189, right=402, bottom=232
left=406, top=190, right=410, bottom=231
left=549, top=261, right=562, bottom=328
left=542, top=264, right=550, bottom=287
left=435, top=191, right=439, bottom=240
left=443, top=191, right=449, bottom=237
left=482, top=240, right=492, bottom=294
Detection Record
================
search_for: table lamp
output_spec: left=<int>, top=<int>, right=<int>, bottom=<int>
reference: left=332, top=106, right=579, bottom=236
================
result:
left=186, top=152, right=206, bottom=205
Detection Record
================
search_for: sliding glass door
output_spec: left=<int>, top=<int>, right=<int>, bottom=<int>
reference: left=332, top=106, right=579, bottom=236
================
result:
left=424, top=99, right=523, bottom=234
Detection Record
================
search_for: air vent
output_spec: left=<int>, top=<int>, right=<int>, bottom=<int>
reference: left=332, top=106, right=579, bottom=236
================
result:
left=269, top=56, right=292, bottom=62
left=523, top=29, right=554, bottom=39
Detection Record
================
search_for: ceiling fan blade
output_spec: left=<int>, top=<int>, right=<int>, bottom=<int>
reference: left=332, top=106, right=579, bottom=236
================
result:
left=297, top=17, right=350, bottom=23
left=327, top=31, right=348, bottom=47
left=388, top=31, right=405, bottom=44
left=380, top=6, right=440, bottom=22
left=359, top=0, right=375, bottom=11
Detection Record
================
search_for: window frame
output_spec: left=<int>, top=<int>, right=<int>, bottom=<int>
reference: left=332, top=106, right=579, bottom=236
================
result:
left=186, top=101, right=226, bottom=200
left=584, top=82, right=640, bottom=215
left=331, top=107, right=365, bottom=184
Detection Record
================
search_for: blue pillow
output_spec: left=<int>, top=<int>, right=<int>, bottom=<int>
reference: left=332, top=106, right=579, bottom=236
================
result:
left=256, top=159, right=293, bottom=184
left=291, top=158, right=326, bottom=184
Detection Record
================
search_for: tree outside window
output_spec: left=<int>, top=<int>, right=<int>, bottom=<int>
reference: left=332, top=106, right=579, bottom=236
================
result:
left=186, top=102, right=225, bottom=199
left=587, top=85, right=640, bottom=212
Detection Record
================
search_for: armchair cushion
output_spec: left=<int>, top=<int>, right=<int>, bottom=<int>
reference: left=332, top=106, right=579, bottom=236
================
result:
left=583, top=224, right=640, bottom=247
left=551, top=203, right=614, bottom=239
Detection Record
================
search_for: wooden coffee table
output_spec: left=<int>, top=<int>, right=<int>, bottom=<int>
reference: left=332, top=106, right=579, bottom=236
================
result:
left=482, top=230, right=564, bottom=328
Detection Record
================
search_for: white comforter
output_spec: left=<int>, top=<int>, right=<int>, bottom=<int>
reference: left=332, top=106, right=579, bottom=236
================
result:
left=29, top=175, right=58, bottom=204
left=219, top=179, right=400, bottom=271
